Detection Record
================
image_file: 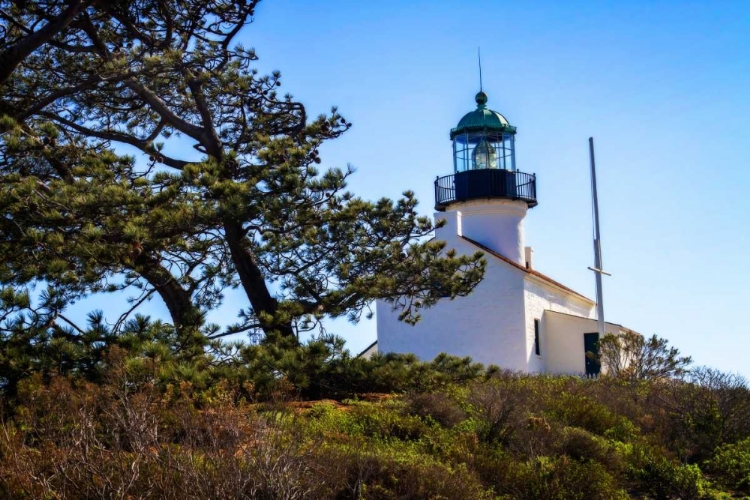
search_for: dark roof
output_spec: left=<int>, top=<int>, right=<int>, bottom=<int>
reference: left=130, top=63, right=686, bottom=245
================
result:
left=460, top=236, right=594, bottom=304
left=450, top=91, right=516, bottom=139
left=356, top=340, right=378, bottom=358
left=543, top=309, right=624, bottom=328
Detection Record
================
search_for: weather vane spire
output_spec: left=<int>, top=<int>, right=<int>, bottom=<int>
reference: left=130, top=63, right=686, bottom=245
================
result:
left=477, top=47, right=483, bottom=92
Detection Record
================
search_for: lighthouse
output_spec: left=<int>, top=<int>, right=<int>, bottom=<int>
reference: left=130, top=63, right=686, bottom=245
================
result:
left=370, top=90, right=636, bottom=375
left=435, top=90, right=537, bottom=265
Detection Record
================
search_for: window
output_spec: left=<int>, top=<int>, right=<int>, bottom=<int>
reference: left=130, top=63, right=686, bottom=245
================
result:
left=584, top=332, right=601, bottom=377
left=534, top=319, right=541, bottom=356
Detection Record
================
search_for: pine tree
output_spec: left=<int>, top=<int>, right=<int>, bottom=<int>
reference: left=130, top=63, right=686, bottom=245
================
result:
left=1, top=1, right=485, bottom=348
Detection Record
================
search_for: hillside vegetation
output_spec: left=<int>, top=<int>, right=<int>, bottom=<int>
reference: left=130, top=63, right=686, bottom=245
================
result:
left=1, top=3, right=748, bottom=499
left=1, top=335, right=749, bottom=500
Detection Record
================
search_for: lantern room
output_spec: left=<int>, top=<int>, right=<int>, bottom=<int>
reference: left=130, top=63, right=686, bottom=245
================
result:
left=435, top=91, right=537, bottom=211
left=451, top=91, right=516, bottom=172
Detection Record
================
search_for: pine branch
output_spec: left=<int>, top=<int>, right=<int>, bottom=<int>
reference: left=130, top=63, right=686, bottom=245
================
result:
left=112, top=289, right=156, bottom=334
left=57, top=313, right=86, bottom=335
left=39, top=111, right=191, bottom=169
left=0, top=0, right=87, bottom=84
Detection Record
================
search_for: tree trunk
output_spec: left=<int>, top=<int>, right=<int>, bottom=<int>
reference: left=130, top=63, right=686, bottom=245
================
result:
left=223, top=220, right=295, bottom=338
left=135, top=256, right=203, bottom=335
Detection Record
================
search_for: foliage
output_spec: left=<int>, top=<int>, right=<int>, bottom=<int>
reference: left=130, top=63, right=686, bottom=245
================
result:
left=706, top=438, right=750, bottom=494
left=403, top=391, right=467, bottom=427
left=0, top=349, right=747, bottom=499
left=596, top=331, right=693, bottom=383
left=234, top=333, right=489, bottom=401
left=645, top=369, right=750, bottom=463
left=621, top=443, right=714, bottom=500
left=0, top=0, right=485, bottom=354
left=475, top=451, right=630, bottom=500
left=0, top=296, right=199, bottom=395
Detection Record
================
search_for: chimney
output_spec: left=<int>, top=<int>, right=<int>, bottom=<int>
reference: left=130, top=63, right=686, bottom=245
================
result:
left=525, top=246, right=534, bottom=269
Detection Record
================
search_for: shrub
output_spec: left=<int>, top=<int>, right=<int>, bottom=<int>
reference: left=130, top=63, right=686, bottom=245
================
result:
left=559, top=427, right=622, bottom=473
left=349, top=403, right=429, bottom=442
left=467, top=373, right=532, bottom=445
left=706, top=438, right=750, bottom=494
left=362, top=457, right=492, bottom=500
left=237, top=335, right=490, bottom=401
left=647, top=369, right=750, bottom=463
left=625, top=443, right=713, bottom=500
left=475, top=451, right=628, bottom=500
left=547, top=392, right=619, bottom=435
left=304, top=400, right=430, bottom=444
left=403, top=391, right=466, bottom=427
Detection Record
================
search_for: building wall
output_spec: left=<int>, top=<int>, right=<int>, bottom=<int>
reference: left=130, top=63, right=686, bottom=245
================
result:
left=523, top=278, right=596, bottom=373
left=542, top=311, right=627, bottom=374
left=376, top=204, right=611, bottom=374
left=376, top=236, right=529, bottom=370
left=450, top=200, right=527, bottom=265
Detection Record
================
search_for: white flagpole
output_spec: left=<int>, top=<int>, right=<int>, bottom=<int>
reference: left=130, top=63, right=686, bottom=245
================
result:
left=588, top=137, right=608, bottom=338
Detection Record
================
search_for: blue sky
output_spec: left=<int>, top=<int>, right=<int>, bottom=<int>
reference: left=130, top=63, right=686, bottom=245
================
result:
left=241, top=0, right=750, bottom=374
left=70, top=1, right=750, bottom=375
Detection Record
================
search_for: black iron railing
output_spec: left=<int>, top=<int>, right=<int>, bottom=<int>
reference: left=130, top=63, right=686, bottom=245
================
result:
left=434, top=170, right=537, bottom=210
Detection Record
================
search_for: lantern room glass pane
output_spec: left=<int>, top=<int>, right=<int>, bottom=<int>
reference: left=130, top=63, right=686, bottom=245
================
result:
left=453, top=131, right=515, bottom=173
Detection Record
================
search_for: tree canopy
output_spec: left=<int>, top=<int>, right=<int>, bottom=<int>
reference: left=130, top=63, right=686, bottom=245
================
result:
left=595, top=331, right=693, bottom=384
left=0, top=0, right=485, bottom=374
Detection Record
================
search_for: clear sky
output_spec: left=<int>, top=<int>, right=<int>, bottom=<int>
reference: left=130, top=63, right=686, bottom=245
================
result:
left=69, top=0, right=750, bottom=376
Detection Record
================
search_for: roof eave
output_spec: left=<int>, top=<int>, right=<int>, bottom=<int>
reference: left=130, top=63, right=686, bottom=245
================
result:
left=525, top=273, right=596, bottom=306
left=450, top=124, right=517, bottom=140
left=459, top=236, right=595, bottom=305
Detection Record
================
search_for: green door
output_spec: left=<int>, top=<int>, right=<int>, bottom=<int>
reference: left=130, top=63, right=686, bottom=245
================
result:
left=584, top=333, right=601, bottom=377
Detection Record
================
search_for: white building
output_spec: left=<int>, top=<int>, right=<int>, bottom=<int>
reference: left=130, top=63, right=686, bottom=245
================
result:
left=367, top=90, right=635, bottom=376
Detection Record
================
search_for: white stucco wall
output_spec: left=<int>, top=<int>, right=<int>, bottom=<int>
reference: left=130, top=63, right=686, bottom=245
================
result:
left=376, top=236, right=529, bottom=370
left=376, top=202, right=614, bottom=374
left=542, top=310, right=628, bottom=375
left=523, top=277, right=595, bottom=373
left=449, top=199, right=527, bottom=265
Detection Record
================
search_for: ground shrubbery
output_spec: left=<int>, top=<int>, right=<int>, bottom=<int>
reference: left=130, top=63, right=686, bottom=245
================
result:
left=706, top=439, right=750, bottom=495
left=1, top=337, right=749, bottom=499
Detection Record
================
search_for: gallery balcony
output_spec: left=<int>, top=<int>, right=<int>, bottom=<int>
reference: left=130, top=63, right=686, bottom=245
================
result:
left=434, top=169, right=538, bottom=211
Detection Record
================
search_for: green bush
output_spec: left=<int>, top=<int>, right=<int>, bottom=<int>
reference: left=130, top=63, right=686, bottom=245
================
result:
left=361, top=457, right=492, bottom=500
left=476, top=450, right=628, bottom=500
left=547, top=392, right=633, bottom=439
left=706, top=438, right=750, bottom=494
left=350, top=404, right=428, bottom=441
left=237, top=334, right=490, bottom=401
left=560, top=427, right=622, bottom=472
left=306, top=400, right=429, bottom=443
left=404, top=391, right=466, bottom=427
left=625, top=443, right=713, bottom=500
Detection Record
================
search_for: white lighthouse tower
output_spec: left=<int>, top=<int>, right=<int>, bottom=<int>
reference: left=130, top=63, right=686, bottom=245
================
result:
left=435, top=89, right=536, bottom=265
left=372, top=90, right=635, bottom=375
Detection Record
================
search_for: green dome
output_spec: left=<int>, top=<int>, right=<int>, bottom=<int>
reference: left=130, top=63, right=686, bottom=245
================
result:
left=450, top=91, right=516, bottom=140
